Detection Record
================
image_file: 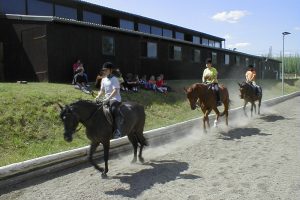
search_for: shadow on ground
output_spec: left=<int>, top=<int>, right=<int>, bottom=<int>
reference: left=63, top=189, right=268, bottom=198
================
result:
left=259, top=114, right=287, bottom=122
left=105, top=159, right=201, bottom=198
left=219, top=127, right=271, bottom=140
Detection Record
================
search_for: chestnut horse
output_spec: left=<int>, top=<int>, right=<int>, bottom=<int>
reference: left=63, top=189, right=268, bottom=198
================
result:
left=184, top=83, right=230, bottom=132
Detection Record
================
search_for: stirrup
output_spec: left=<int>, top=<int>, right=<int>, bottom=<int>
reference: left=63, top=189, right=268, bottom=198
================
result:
left=113, top=130, right=122, bottom=139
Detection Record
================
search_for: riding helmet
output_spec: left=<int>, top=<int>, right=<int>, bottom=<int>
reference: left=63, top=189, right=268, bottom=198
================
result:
left=102, top=62, right=114, bottom=70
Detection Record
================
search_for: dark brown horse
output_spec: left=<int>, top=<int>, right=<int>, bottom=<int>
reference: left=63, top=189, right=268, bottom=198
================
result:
left=184, top=83, right=230, bottom=132
left=59, top=100, right=148, bottom=177
left=238, top=82, right=262, bottom=116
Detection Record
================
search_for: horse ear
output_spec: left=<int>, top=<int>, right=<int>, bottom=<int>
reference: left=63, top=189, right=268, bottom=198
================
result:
left=57, top=103, right=64, bottom=110
left=237, top=82, right=241, bottom=87
left=183, top=87, right=187, bottom=94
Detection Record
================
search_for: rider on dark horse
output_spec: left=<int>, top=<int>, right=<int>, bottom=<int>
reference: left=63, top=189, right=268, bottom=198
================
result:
left=95, top=62, right=123, bottom=139
left=245, top=64, right=261, bottom=96
left=202, top=58, right=222, bottom=106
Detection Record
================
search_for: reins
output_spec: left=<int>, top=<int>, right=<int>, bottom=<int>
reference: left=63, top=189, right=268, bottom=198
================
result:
left=70, top=102, right=103, bottom=132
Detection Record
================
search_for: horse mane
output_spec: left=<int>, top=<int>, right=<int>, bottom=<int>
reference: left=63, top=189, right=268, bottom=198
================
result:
left=188, top=83, right=208, bottom=98
left=70, top=99, right=99, bottom=108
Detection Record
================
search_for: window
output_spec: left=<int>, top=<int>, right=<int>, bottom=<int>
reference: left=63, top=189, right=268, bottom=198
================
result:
left=169, top=45, right=182, bottom=61
left=151, top=26, right=162, bottom=36
left=141, top=42, right=157, bottom=58
left=215, top=41, right=221, bottom=48
left=120, top=19, right=134, bottom=30
left=102, top=36, right=115, bottom=55
left=138, top=23, right=150, bottom=34
left=245, top=57, right=249, bottom=67
left=225, top=54, right=230, bottom=65
left=175, top=32, right=184, bottom=40
left=209, top=40, right=214, bottom=47
left=192, top=36, right=200, bottom=44
left=193, top=49, right=201, bottom=63
left=202, top=38, right=209, bottom=46
left=0, top=0, right=26, bottom=15
left=28, top=0, right=53, bottom=16
left=83, top=11, right=101, bottom=24
left=55, top=4, right=77, bottom=20
left=212, top=52, right=217, bottom=64
left=147, top=42, right=157, bottom=58
left=163, top=29, right=172, bottom=38
left=236, top=56, right=240, bottom=65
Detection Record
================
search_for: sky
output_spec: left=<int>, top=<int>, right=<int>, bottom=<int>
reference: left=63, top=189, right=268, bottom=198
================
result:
left=84, top=0, right=299, bottom=57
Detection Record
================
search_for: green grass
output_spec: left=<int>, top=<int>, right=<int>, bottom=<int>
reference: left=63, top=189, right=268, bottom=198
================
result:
left=0, top=79, right=299, bottom=166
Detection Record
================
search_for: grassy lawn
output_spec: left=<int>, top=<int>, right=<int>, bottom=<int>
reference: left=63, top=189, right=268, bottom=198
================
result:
left=0, top=79, right=299, bottom=166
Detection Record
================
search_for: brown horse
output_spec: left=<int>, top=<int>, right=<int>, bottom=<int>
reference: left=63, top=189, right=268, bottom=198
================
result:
left=238, top=81, right=262, bottom=117
left=184, top=83, right=230, bottom=132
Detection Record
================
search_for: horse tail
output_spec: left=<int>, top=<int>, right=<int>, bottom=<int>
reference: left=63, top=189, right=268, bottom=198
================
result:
left=220, top=87, right=230, bottom=117
left=136, top=134, right=149, bottom=146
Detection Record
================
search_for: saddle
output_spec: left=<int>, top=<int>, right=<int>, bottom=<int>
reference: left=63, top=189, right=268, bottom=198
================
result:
left=247, top=82, right=262, bottom=97
left=206, top=83, right=221, bottom=106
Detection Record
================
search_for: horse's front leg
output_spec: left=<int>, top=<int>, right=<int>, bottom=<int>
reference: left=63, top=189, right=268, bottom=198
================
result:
left=243, top=101, right=248, bottom=117
left=138, top=144, right=145, bottom=163
left=89, top=142, right=104, bottom=173
left=250, top=103, right=254, bottom=117
left=203, top=109, right=211, bottom=132
left=212, top=108, right=220, bottom=127
left=102, top=141, right=110, bottom=177
left=258, top=99, right=262, bottom=115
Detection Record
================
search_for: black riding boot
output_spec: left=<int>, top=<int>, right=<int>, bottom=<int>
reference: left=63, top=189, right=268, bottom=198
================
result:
left=214, top=84, right=221, bottom=106
left=111, top=101, right=123, bottom=139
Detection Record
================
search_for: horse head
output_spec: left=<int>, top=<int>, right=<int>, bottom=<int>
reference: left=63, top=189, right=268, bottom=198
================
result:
left=185, top=85, right=199, bottom=110
left=238, top=81, right=253, bottom=99
left=59, top=104, right=80, bottom=142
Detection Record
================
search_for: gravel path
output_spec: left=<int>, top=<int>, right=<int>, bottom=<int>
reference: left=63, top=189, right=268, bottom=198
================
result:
left=1, top=96, right=299, bottom=200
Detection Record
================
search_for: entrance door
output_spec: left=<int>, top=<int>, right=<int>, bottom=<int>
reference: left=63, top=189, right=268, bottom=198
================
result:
left=22, top=26, right=48, bottom=81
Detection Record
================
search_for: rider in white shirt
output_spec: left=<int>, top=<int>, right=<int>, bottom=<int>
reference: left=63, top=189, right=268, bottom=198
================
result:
left=96, top=62, right=122, bottom=139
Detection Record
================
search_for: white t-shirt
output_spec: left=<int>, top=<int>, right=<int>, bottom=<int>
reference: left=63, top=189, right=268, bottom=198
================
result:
left=100, top=76, right=121, bottom=102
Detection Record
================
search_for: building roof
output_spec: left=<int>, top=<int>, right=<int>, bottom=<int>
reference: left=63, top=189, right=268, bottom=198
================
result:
left=1, top=13, right=280, bottom=63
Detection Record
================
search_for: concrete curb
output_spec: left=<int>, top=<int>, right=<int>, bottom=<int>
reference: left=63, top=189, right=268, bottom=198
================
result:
left=0, top=92, right=299, bottom=187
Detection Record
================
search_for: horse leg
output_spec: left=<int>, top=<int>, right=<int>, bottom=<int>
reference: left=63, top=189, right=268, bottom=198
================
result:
left=212, top=108, right=220, bottom=128
left=128, top=135, right=138, bottom=163
left=202, top=117, right=207, bottom=133
left=89, top=142, right=104, bottom=173
left=138, top=144, right=145, bottom=163
left=243, top=101, right=248, bottom=117
left=250, top=103, right=254, bottom=117
left=258, top=98, right=262, bottom=115
left=102, top=141, right=110, bottom=176
left=137, top=134, right=147, bottom=163
left=253, top=102, right=257, bottom=114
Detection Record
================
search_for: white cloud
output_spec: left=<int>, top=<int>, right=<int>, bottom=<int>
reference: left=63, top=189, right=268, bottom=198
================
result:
left=211, top=10, right=250, bottom=23
left=227, top=42, right=251, bottom=49
left=223, top=34, right=232, bottom=40
left=294, top=27, right=300, bottom=31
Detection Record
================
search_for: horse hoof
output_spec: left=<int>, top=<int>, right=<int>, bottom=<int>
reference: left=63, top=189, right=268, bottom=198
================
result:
left=131, top=158, right=137, bottom=163
left=101, top=173, right=108, bottom=178
left=213, top=120, right=218, bottom=128
left=138, top=157, right=145, bottom=163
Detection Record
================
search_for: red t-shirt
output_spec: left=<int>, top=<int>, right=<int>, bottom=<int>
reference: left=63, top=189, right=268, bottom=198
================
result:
left=72, top=63, right=80, bottom=72
left=156, top=79, right=164, bottom=87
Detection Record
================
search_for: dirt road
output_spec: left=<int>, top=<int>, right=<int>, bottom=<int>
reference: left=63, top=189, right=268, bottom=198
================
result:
left=1, top=96, right=299, bottom=200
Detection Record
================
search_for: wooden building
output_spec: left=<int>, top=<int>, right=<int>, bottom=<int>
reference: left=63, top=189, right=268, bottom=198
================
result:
left=0, top=0, right=280, bottom=82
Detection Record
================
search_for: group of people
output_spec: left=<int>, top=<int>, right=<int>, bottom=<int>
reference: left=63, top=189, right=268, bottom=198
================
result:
left=72, top=58, right=259, bottom=139
left=95, top=70, right=170, bottom=94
